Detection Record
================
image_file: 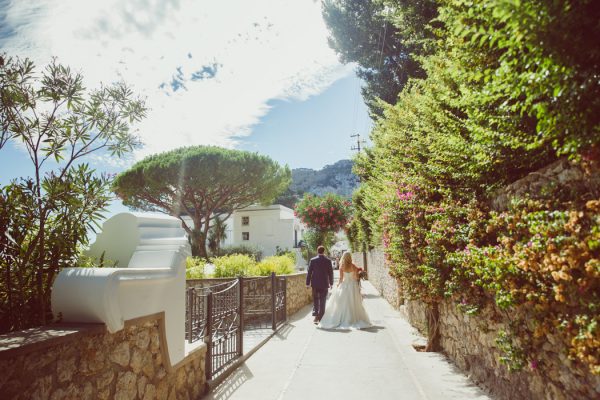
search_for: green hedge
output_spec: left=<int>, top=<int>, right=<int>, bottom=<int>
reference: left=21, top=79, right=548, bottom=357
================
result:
left=188, top=254, right=296, bottom=278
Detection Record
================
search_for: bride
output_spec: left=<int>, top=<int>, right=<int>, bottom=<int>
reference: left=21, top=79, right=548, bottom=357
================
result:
left=318, top=251, right=372, bottom=330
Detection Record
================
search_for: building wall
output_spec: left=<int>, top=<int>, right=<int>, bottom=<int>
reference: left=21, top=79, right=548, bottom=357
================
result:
left=181, top=205, right=306, bottom=258
left=232, top=205, right=304, bottom=257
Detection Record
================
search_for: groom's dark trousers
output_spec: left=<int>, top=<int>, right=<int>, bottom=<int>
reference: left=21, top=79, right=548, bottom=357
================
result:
left=306, top=254, right=334, bottom=319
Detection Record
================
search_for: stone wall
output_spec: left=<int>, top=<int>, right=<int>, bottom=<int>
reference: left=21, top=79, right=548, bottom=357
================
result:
left=352, top=250, right=402, bottom=308
left=403, top=298, right=428, bottom=335
left=404, top=298, right=600, bottom=400
left=0, top=314, right=206, bottom=400
left=355, top=158, right=600, bottom=399
left=285, top=273, right=312, bottom=316
left=491, top=158, right=600, bottom=211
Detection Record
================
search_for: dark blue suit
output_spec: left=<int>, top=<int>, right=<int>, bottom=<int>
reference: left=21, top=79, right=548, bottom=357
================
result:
left=306, top=254, right=334, bottom=319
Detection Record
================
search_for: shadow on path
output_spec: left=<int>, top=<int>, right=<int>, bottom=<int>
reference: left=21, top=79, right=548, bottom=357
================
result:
left=204, top=364, right=253, bottom=400
left=203, top=276, right=493, bottom=400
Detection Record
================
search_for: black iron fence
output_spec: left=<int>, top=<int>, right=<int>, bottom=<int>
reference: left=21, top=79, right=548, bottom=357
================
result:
left=273, top=275, right=286, bottom=329
left=186, top=273, right=287, bottom=381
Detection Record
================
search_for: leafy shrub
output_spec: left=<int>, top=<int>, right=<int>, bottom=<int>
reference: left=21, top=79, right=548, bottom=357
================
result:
left=212, top=254, right=256, bottom=277
left=275, top=246, right=296, bottom=264
left=77, top=250, right=118, bottom=268
left=452, top=199, right=600, bottom=374
left=337, top=0, right=600, bottom=373
left=218, top=244, right=263, bottom=261
left=250, top=256, right=295, bottom=276
left=186, top=257, right=206, bottom=279
left=211, top=254, right=296, bottom=277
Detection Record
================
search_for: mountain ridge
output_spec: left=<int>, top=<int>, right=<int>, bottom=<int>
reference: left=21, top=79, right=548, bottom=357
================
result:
left=276, top=159, right=359, bottom=208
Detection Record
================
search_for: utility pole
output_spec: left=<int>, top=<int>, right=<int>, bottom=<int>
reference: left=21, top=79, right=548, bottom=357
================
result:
left=350, top=133, right=368, bottom=274
left=351, top=133, right=366, bottom=153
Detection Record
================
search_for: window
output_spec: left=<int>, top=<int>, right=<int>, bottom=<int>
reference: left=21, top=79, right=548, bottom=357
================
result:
left=242, top=232, right=249, bottom=241
left=242, top=216, right=249, bottom=226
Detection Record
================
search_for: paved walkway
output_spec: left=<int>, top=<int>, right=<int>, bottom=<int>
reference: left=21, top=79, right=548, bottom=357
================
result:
left=206, top=276, right=492, bottom=400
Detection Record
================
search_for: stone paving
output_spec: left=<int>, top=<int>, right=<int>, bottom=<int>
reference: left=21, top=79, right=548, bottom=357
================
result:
left=205, top=274, right=492, bottom=400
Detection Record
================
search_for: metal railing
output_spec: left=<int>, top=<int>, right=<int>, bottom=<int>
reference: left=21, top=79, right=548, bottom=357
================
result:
left=273, top=275, right=286, bottom=329
left=186, top=273, right=287, bottom=381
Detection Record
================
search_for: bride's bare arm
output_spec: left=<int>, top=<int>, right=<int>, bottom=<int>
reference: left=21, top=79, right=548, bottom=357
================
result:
left=338, top=268, right=344, bottom=286
left=352, top=264, right=360, bottom=280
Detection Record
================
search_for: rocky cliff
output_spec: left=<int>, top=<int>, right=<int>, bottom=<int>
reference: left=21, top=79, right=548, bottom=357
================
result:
left=276, top=160, right=359, bottom=208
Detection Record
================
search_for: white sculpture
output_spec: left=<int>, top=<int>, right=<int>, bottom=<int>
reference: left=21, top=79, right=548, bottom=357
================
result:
left=51, top=212, right=191, bottom=367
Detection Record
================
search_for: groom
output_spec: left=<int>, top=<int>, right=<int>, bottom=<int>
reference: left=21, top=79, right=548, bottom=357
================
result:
left=306, top=245, right=334, bottom=324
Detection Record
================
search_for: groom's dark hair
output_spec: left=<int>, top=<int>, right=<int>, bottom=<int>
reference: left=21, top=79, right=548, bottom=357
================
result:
left=317, top=245, right=325, bottom=254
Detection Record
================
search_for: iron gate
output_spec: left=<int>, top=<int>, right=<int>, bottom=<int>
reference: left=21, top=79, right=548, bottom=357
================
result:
left=273, top=275, right=286, bottom=328
left=242, top=273, right=286, bottom=330
left=186, top=273, right=287, bottom=381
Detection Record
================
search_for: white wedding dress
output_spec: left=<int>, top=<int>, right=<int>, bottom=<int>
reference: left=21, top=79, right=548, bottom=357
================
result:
left=318, top=270, right=372, bottom=330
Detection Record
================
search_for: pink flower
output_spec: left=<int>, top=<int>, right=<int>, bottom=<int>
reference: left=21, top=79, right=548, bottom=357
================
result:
left=396, top=189, right=415, bottom=201
left=529, top=360, right=538, bottom=370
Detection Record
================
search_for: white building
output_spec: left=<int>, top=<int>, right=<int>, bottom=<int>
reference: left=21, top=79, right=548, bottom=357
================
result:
left=230, top=204, right=306, bottom=258
left=181, top=204, right=306, bottom=261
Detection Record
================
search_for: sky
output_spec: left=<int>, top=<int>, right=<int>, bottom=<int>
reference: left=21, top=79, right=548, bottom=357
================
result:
left=0, top=0, right=372, bottom=211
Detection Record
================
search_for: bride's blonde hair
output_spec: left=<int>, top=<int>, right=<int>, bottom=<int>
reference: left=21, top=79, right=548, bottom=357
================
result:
left=340, top=251, right=353, bottom=271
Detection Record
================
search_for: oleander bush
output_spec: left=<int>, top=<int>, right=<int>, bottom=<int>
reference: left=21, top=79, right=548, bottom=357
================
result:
left=294, top=193, right=352, bottom=233
left=0, top=55, right=145, bottom=333
left=295, top=193, right=352, bottom=257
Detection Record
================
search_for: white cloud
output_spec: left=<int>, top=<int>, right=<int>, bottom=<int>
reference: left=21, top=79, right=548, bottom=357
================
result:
left=1, top=0, right=351, bottom=160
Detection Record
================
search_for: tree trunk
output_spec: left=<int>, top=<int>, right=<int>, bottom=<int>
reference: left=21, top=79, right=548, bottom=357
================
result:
left=190, top=229, right=208, bottom=260
left=425, top=302, right=441, bottom=352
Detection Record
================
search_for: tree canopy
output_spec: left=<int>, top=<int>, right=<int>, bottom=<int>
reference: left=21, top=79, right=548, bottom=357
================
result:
left=113, top=146, right=291, bottom=258
left=322, top=0, right=438, bottom=114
